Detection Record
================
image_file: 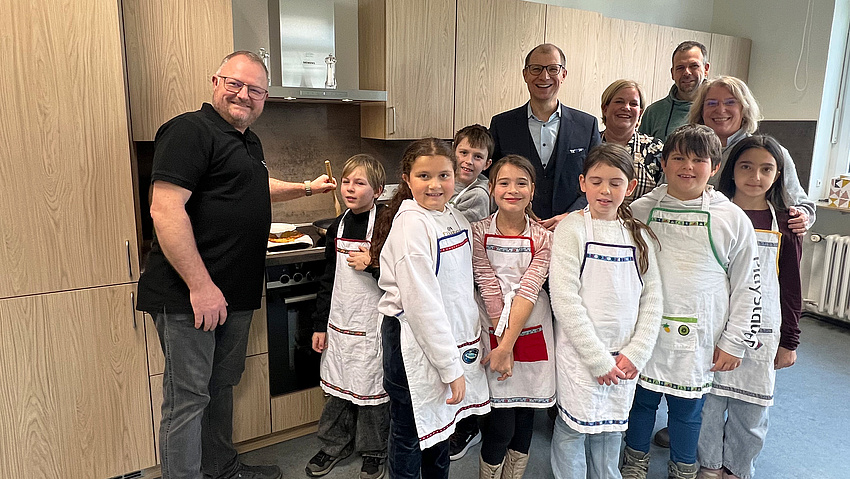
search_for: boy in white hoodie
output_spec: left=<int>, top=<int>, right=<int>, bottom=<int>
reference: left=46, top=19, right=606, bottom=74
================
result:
left=621, top=124, right=761, bottom=479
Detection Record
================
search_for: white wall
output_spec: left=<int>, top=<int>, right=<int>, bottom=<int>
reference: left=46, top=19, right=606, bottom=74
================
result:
left=711, top=0, right=835, bottom=120
left=526, top=0, right=715, bottom=31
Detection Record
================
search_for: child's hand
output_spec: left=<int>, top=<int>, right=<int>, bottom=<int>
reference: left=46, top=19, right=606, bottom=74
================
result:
left=347, top=245, right=371, bottom=271
left=774, top=346, right=797, bottom=370
left=539, top=212, right=569, bottom=231
left=710, top=346, right=742, bottom=371
left=597, top=366, right=627, bottom=386
left=311, top=332, right=327, bottom=353
left=447, top=376, right=466, bottom=404
left=615, top=354, right=638, bottom=379
left=788, top=206, right=809, bottom=236
left=482, top=345, right=514, bottom=381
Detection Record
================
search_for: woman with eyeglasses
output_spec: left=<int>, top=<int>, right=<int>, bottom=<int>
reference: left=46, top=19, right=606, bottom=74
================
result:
left=688, top=76, right=815, bottom=234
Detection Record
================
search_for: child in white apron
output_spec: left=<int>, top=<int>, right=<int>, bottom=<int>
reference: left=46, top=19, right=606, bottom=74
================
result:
left=447, top=124, right=495, bottom=462
left=549, top=144, right=663, bottom=479
left=624, top=125, right=762, bottom=479
left=698, top=135, right=803, bottom=479
left=307, top=155, right=389, bottom=479
left=374, top=138, right=491, bottom=479
left=471, top=155, right=555, bottom=479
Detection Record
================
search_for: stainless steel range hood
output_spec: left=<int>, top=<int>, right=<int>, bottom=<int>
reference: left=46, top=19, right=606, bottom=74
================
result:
left=232, top=0, right=386, bottom=103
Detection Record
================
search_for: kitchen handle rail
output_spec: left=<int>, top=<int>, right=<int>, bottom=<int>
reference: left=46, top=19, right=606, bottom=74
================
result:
left=389, top=106, right=396, bottom=135
left=126, top=240, right=133, bottom=278
left=283, top=293, right=318, bottom=304
left=130, top=292, right=137, bottom=329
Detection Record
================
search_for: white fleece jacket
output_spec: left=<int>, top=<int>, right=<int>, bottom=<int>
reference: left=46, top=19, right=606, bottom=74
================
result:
left=550, top=212, right=663, bottom=377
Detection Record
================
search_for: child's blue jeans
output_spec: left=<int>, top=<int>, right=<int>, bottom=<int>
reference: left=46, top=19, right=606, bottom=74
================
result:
left=697, top=393, right=769, bottom=479
left=624, top=384, right=706, bottom=464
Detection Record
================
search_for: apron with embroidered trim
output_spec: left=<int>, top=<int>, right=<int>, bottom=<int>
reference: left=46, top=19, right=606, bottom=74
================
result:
left=712, top=203, right=781, bottom=406
left=397, top=209, right=490, bottom=450
left=556, top=209, right=643, bottom=433
left=639, top=188, right=728, bottom=399
left=320, top=206, right=388, bottom=406
left=478, top=212, right=555, bottom=408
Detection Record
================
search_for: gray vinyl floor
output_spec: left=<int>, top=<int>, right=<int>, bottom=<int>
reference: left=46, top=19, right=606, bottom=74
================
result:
left=242, top=315, right=849, bottom=478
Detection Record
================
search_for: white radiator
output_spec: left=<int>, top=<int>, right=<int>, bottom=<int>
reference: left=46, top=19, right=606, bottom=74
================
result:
left=803, top=234, right=850, bottom=322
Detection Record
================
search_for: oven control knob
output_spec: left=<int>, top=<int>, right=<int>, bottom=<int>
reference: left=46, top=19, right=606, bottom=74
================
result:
left=305, top=271, right=314, bottom=281
left=293, top=272, right=304, bottom=283
left=279, top=274, right=290, bottom=284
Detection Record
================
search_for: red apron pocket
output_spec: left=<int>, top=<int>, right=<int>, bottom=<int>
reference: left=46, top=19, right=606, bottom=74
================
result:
left=513, top=325, right=548, bottom=362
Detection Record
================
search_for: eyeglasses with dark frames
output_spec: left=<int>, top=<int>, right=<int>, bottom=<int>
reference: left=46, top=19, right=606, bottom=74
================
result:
left=217, top=76, right=268, bottom=101
left=524, top=64, right=565, bottom=76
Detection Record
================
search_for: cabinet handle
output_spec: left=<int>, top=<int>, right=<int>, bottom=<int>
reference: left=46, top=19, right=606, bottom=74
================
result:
left=389, top=106, right=396, bottom=135
left=130, top=292, right=137, bottom=329
left=125, top=240, right=133, bottom=278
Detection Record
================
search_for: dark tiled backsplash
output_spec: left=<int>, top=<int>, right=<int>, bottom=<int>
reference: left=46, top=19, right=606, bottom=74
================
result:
left=251, top=102, right=410, bottom=223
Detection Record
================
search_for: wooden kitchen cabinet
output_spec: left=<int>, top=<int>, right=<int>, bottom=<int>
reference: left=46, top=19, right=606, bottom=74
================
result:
left=709, top=33, right=752, bottom=82
left=123, top=0, right=234, bottom=141
left=0, top=285, right=155, bottom=478
left=271, top=386, right=327, bottom=433
left=454, top=0, right=546, bottom=129
left=0, top=0, right=140, bottom=299
left=359, top=0, right=456, bottom=139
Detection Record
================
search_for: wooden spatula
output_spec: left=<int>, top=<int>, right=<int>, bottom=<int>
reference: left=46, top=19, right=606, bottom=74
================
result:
left=325, top=160, right=342, bottom=216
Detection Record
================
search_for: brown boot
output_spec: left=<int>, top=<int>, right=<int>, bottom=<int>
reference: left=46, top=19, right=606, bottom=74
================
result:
left=500, top=449, right=528, bottom=479
left=668, top=460, right=699, bottom=479
left=621, top=446, right=650, bottom=479
left=479, top=455, right=503, bottom=479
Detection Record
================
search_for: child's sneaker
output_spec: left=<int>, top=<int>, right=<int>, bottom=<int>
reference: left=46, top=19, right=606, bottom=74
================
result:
left=668, top=460, right=699, bottom=479
left=697, top=468, right=724, bottom=479
left=621, top=446, right=650, bottom=479
left=305, top=450, right=347, bottom=477
left=448, top=428, right=481, bottom=460
left=359, top=455, right=386, bottom=479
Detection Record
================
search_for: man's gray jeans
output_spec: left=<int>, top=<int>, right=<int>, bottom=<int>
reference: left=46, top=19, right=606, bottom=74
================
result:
left=153, top=309, right=254, bottom=479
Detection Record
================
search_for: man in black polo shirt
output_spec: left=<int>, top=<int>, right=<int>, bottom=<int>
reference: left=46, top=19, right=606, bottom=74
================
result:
left=137, top=51, right=335, bottom=479
left=489, top=43, right=601, bottom=231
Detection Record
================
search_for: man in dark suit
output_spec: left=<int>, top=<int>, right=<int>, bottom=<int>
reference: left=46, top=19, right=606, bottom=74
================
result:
left=490, top=43, right=601, bottom=230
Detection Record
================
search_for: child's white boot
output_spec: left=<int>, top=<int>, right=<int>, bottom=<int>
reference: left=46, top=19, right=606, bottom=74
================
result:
left=500, top=449, right=528, bottom=479
left=621, top=446, right=650, bottom=479
left=479, top=455, right=504, bottom=479
left=668, top=460, right=699, bottom=479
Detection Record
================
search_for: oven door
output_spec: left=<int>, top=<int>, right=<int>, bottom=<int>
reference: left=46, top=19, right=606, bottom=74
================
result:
left=266, top=282, right=322, bottom=396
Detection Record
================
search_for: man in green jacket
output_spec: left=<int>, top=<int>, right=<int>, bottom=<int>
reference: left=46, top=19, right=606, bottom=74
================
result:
left=639, top=41, right=710, bottom=141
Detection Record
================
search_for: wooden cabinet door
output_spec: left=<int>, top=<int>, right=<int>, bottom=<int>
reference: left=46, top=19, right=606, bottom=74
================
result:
left=0, top=285, right=155, bottom=478
left=0, top=0, right=139, bottom=299
left=455, top=0, right=545, bottom=130
left=709, top=33, right=752, bottom=82
left=360, top=0, right=456, bottom=139
left=545, top=7, right=606, bottom=117
left=651, top=27, right=713, bottom=103
left=598, top=18, right=659, bottom=107
left=123, top=0, right=234, bottom=141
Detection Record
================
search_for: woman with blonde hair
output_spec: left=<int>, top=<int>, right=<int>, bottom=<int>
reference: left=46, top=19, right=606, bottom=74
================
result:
left=600, top=79, right=664, bottom=204
left=688, top=76, right=815, bottom=234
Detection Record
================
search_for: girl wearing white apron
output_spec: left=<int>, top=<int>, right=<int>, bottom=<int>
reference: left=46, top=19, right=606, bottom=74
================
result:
left=308, top=155, right=390, bottom=478
left=374, top=140, right=490, bottom=479
left=549, top=144, right=662, bottom=479
left=471, top=156, right=555, bottom=479
left=699, top=135, right=804, bottom=479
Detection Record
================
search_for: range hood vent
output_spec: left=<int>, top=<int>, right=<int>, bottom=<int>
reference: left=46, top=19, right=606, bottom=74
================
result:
left=233, top=0, right=386, bottom=103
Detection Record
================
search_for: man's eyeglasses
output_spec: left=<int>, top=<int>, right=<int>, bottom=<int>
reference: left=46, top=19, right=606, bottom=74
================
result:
left=217, top=76, right=268, bottom=101
left=524, top=64, right=565, bottom=76
left=704, top=98, right=739, bottom=109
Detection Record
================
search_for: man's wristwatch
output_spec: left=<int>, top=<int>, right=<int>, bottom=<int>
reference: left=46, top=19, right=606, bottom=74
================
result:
left=304, top=180, right=312, bottom=197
